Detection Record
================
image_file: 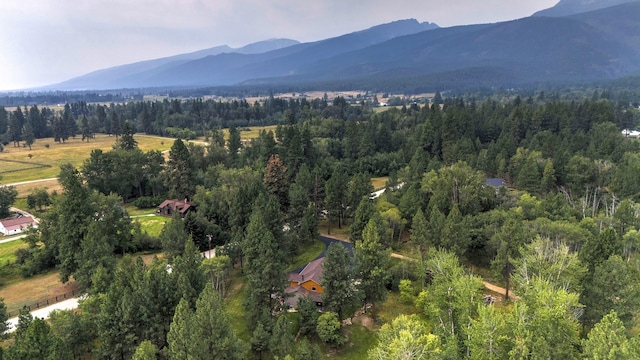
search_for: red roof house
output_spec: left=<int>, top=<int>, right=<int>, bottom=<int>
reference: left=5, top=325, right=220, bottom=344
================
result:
left=157, top=199, right=194, bottom=218
left=0, top=216, right=38, bottom=236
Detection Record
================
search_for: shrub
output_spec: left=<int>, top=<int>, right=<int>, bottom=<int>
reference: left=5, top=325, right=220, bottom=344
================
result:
left=316, top=312, right=345, bottom=347
left=133, top=196, right=162, bottom=209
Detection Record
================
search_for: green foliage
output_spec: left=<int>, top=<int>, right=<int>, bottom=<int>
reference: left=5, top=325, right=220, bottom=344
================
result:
left=322, top=243, right=358, bottom=320
left=356, top=219, right=391, bottom=312
left=468, top=304, right=509, bottom=360
left=369, top=314, right=445, bottom=360
left=582, top=255, right=640, bottom=329
left=398, top=279, right=416, bottom=304
left=132, top=340, right=158, bottom=360
left=297, top=296, right=320, bottom=337
left=317, top=312, right=345, bottom=347
left=416, top=250, right=483, bottom=356
left=164, top=138, right=195, bottom=200
left=243, top=194, right=288, bottom=329
left=0, top=184, right=18, bottom=218
left=582, top=310, right=640, bottom=359
left=270, top=314, right=295, bottom=359
left=159, top=212, right=189, bottom=261
left=0, top=297, right=8, bottom=340
left=507, top=278, right=582, bottom=359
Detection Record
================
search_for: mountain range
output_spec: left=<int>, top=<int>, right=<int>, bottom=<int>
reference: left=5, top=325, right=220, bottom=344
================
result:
left=49, top=0, right=640, bottom=91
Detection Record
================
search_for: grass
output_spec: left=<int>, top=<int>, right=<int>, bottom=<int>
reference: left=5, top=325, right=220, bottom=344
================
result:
left=124, top=204, right=157, bottom=216
left=319, top=219, right=351, bottom=241
left=0, top=134, right=172, bottom=184
left=12, top=179, right=61, bottom=198
left=221, top=125, right=278, bottom=141
left=371, top=176, right=389, bottom=190
left=0, top=269, right=79, bottom=315
left=225, top=269, right=251, bottom=343
left=376, top=291, right=420, bottom=325
left=288, top=239, right=326, bottom=272
left=329, top=324, right=377, bottom=360
left=134, top=215, right=168, bottom=237
left=0, top=240, right=28, bottom=265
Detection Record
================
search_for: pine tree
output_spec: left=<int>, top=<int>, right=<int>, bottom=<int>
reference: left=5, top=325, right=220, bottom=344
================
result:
left=167, top=298, right=194, bottom=360
left=356, top=219, right=390, bottom=318
left=322, top=243, right=356, bottom=320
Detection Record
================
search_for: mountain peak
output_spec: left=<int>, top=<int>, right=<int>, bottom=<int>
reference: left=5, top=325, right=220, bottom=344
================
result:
left=534, top=0, right=637, bottom=17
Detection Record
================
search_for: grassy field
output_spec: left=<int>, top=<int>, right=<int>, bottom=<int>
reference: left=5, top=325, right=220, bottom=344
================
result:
left=371, top=176, right=389, bottom=190
left=0, top=134, right=172, bottom=185
left=134, top=215, right=168, bottom=237
left=0, top=269, right=79, bottom=315
left=220, top=125, right=278, bottom=141
left=0, top=240, right=27, bottom=266
left=287, top=239, right=326, bottom=272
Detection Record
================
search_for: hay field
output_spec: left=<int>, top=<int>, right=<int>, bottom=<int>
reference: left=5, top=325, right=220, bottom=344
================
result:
left=0, top=134, right=172, bottom=185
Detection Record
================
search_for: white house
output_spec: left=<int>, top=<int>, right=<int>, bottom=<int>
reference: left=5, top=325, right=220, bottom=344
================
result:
left=0, top=216, right=38, bottom=236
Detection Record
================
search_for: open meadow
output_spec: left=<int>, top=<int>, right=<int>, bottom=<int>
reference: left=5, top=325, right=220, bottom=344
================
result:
left=0, top=134, right=172, bottom=185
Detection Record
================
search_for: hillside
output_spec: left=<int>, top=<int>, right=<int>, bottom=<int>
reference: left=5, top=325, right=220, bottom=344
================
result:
left=46, top=2, right=640, bottom=91
left=533, top=0, right=637, bottom=17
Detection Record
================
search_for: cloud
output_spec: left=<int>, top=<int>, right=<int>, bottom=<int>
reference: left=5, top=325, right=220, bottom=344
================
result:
left=0, top=0, right=558, bottom=90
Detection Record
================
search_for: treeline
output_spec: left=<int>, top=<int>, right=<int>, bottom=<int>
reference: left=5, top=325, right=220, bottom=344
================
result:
left=4, top=92, right=640, bottom=358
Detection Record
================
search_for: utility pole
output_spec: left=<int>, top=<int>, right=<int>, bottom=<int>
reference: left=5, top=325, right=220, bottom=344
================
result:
left=207, top=234, right=213, bottom=258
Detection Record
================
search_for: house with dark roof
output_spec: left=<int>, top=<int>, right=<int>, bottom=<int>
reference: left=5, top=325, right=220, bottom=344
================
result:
left=285, top=257, right=325, bottom=308
left=0, top=216, right=38, bottom=236
left=485, top=178, right=508, bottom=189
left=157, top=199, right=194, bottom=218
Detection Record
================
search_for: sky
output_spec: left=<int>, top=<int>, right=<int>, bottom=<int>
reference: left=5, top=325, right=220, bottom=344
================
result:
left=0, top=0, right=559, bottom=91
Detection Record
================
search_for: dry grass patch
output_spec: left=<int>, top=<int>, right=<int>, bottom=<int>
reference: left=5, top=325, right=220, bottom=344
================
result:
left=12, top=179, right=61, bottom=198
left=371, top=177, right=389, bottom=190
left=0, top=271, right=79, bottom=315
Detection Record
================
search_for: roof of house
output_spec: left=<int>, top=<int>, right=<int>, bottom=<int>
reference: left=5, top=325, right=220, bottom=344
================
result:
left=288, top=257, right=325, bottom=285
left=1, top=216, right=37, bottom=231
left=158, top=199, right=194, bottom=214
left=485, top=178, right=508, bottom=188
left=285, top=285, right=322, bottom=304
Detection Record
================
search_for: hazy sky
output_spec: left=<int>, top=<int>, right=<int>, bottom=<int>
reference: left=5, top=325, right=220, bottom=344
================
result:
left=0, top=0, right=559, bottom=91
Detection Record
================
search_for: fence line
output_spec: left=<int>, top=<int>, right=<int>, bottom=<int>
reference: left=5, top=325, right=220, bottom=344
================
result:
left=7, top=289, right=77, bottom=318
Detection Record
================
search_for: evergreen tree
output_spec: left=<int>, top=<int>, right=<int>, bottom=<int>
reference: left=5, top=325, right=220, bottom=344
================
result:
left=582, top=310, right=640, bottom=359
left=322, top=243, right=357, bottom=320
left=356, top=219, right=391, bottom=318
left=115, top=121, right=138, bottom=150
left=167, top=298, right=194, bottom=360
left=190, top=283, right=247, bottom=359
left=164, top=138, right=195, bottom=200
left=270, top=315, right=294, bottom=359
left=243, top=197, right=287, bottom=329
left=350, top=196, right=375, bottom=244
left=22, top=120, right=35, bottom=150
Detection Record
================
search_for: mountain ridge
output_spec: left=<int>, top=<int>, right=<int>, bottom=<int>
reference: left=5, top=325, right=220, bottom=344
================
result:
left=46, top=3, right=640, bottom=91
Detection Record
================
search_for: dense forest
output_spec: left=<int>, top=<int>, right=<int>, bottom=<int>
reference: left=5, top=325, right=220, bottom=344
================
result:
left=2, top=90, right=640, bottom=359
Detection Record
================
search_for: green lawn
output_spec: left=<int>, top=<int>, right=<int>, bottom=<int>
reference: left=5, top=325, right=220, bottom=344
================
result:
left=225, top=270, right=251, bottom=343
left=134, top=215, right=168, bottom=237
left=0, top=240, right=27, bottom=265
left=288, top=239, right=326, bottom=272
left=330, top=324, right=377, bottom=360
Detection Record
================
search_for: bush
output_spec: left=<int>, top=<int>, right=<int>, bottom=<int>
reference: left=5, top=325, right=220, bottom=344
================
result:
left=133, top=196, right=163, bottom=209
left=316, top=312, right=345, bottom=347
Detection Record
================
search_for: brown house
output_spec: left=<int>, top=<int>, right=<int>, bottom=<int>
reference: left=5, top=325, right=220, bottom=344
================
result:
left=157, top=199, right=194, bottom=218
left=285, top=257, right=325, bottom=308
